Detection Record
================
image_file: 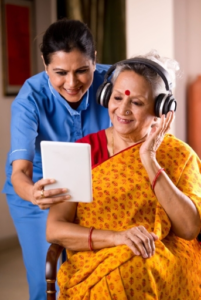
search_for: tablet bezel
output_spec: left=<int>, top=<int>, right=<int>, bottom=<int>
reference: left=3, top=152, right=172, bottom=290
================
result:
left=40, top=141, right=93, bottom=203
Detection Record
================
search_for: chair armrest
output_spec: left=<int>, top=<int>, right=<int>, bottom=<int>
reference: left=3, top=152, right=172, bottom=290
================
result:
left=46, top=243, right=64, bottom=300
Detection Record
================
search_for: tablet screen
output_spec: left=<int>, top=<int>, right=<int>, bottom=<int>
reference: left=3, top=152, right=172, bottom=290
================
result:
left=41, top=141, right=92, bottom=203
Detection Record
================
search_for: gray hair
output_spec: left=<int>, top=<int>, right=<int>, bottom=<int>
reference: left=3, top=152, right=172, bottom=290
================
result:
left=111, top=49, right=180, bottom=98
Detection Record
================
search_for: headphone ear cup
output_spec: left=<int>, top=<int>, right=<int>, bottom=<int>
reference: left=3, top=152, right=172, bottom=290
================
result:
left=154, top=94, right=165, bottom=117
left=163, top=95, right=177, bottom=115
left=96, top=83, right=105, bottom=105
left=96, top=82, right=113, bottom=108
left=155, top=94, right=177, bottom=117
left=103, top=84, right=113, bottom=108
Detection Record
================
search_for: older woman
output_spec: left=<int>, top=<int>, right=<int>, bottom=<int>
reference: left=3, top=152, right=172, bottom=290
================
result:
left=47, top=51, right=201, bottom=300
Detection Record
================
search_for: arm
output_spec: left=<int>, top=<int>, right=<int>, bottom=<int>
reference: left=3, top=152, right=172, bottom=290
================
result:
left=11, top=159, right=71, bottom=209
left=140, top=111, right=201, bottom=240
left=46, top=201, right=158, bottom=258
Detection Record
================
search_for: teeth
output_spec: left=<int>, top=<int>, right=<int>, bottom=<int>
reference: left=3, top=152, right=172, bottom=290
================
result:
left=65, top=89, right=80, bottom=95
left=118, top=117, right=131, bottom=123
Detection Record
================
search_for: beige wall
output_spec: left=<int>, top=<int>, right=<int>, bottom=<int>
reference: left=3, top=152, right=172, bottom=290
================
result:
left=126, top=0, right=174, bottom=58
left=126, top=0, right=175, bottom=133
left=1, top=0, right=201, bottom=245
left=126, top=0, right=201, bottom=142
left=174, top=0, right=201, bottom=141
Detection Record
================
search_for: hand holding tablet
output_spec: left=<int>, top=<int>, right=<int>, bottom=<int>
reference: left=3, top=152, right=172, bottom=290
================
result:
left=41, top=141, right=93, bottom=203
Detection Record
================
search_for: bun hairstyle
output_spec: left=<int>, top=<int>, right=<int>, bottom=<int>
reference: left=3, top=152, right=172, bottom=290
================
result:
left=40, top=19, right=95, bottom=65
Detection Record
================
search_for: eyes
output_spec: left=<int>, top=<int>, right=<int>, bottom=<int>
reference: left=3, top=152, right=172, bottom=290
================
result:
left=56, top=71, right=66, bottom=76
left=55, top=68, right=89, bottom=76
left=113, top=96, right=142, bottom=106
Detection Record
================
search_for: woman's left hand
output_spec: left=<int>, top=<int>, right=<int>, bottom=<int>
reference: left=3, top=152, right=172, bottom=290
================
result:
left=140, top=111, right=174, bottom=161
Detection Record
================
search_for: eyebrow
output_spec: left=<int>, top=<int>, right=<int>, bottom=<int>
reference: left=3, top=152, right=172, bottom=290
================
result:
left=52, top=66, right=90, bottom=71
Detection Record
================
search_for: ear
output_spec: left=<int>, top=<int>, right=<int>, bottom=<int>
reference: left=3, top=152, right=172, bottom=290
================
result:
left=92, top=51, right=97, bottom=72
left=151, top=117, right=159, bottom=128
left=41, top=55, right=48, bottom=73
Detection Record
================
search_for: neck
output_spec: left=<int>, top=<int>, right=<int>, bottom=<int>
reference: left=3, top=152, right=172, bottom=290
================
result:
left=111, top=128, right=147, bottom=156
left=60, top=94, right=82, bottom=110
left=67, top=99, right=82, bottom=110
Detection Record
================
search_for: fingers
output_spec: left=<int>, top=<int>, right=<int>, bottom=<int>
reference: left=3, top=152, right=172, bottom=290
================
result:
left=37, top=187, right=68, bottom=200
left=150, top=111, right=174, bottom=143
left=32, top=178, right=71, bottom=209
left=36, top=193, right=71, bottom=209
left=161, top=111, right=174, bottom=134
left=125, top=226, right=157, bottom=259
left=34, top=178, right=56, bottom=191
left=150, top=232, right=159, bottom=241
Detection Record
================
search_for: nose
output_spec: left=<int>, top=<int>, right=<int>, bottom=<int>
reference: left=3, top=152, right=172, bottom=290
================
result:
left=65, top=73, right=78, bottom=88
left=118, top=99, right=131, bottom=115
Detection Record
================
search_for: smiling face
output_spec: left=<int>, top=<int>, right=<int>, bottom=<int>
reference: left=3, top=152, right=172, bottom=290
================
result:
left=108, top=70, right=155, bottom=140
left=44, top=49, right=96, bottom=102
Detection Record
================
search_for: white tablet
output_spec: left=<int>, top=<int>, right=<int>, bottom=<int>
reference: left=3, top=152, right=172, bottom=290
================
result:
left=40, top=141, right=92, bottom=203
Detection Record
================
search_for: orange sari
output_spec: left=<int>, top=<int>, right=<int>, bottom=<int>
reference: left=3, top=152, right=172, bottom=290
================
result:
left=58, top=134, right=201, bottom=300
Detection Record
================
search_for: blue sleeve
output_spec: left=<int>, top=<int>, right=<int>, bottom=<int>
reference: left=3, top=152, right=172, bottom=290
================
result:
left=9, top=93, right=39, bottom=164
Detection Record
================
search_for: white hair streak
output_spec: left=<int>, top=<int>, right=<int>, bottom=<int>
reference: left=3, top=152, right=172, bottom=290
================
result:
left=135, top=49, right=180, bottom=89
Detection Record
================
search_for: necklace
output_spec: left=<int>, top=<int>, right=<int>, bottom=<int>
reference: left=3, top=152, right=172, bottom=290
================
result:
left=111, top=128, right=147, bottom=156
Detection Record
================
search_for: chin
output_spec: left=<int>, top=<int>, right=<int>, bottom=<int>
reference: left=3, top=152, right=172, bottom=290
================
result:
left=62, top=92, right=83, bottom=102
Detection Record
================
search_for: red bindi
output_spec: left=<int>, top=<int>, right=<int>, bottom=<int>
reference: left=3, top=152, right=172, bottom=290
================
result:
left=125, top=90, right=130, bottom=96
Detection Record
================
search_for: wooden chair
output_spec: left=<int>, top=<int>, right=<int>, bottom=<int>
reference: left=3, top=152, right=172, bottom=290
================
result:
left=46, top=244, right=64, bottom=300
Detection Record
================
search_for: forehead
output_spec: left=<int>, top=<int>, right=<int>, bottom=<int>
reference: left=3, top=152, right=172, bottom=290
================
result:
left=49, top=50, right=93, bottom=67
left=113, top=70, right=153, bottom=97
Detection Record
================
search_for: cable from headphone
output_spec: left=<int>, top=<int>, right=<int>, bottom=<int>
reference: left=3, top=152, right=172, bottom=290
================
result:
left=96, top=58, right=177, bottom=117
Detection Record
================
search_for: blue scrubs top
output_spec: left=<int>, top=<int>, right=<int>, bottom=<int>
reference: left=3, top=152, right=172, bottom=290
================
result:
left=3, top=64, right=111, bottom=195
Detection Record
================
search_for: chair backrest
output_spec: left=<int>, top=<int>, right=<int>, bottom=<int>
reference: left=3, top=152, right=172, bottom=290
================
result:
left=46, top=244, right=64, bottom=300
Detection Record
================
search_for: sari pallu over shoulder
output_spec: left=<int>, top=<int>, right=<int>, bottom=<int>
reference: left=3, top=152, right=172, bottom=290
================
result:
left=58, top=134, right=201, bottom=300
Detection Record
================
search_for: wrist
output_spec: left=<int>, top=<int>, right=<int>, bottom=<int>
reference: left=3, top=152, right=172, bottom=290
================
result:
left=140, top=154, right=158, bottom=169
left=152, top=168, right=165, bottom=192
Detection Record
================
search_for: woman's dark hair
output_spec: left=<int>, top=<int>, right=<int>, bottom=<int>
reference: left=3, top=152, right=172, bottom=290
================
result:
left=40, top=19, right=95, bottom=65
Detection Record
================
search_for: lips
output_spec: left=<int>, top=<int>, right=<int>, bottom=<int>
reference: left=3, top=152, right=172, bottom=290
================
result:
left=63, top=87, right=81, bottom=96
left=117, top=116, right=133, bottom=124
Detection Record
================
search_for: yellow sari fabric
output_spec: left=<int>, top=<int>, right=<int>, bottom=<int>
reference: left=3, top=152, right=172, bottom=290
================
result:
left=58, top=134, right=201, bottom=300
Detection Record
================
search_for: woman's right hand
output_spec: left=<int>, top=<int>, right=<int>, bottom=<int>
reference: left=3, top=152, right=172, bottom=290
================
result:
left=11, top=159, right=71, bottom=210
left=31, top=178, right=71, bottom=210
left=113, top=226, right=158, bottom=258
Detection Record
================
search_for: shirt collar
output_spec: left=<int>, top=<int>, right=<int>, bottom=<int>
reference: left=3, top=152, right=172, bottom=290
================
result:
left=48, top=79, right=89, bottom=116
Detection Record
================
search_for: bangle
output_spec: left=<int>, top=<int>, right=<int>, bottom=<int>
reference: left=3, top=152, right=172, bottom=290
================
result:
left=88, top=226, right=94, bottom=251
left=152, top=168, right=165, bottom=192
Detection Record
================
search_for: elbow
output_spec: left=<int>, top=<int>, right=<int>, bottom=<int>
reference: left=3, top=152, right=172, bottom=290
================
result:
left=181, top=231, right=198, bottom=241
left=175, top=225, right=201, bottom=241
left=46, top=223, right=57, bottom=244
left=11, top=172, right=15, bottom=187
left=46, top=229, right=52, bottom=244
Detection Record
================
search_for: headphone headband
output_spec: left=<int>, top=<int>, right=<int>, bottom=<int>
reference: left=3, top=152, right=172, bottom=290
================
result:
left=96, top=57, right=177, bottom=117
left=104, top=57, right=173, bottom=92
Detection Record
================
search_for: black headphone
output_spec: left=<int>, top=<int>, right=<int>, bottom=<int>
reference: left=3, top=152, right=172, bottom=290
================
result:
left=96, top=57, right=177, bottom=117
